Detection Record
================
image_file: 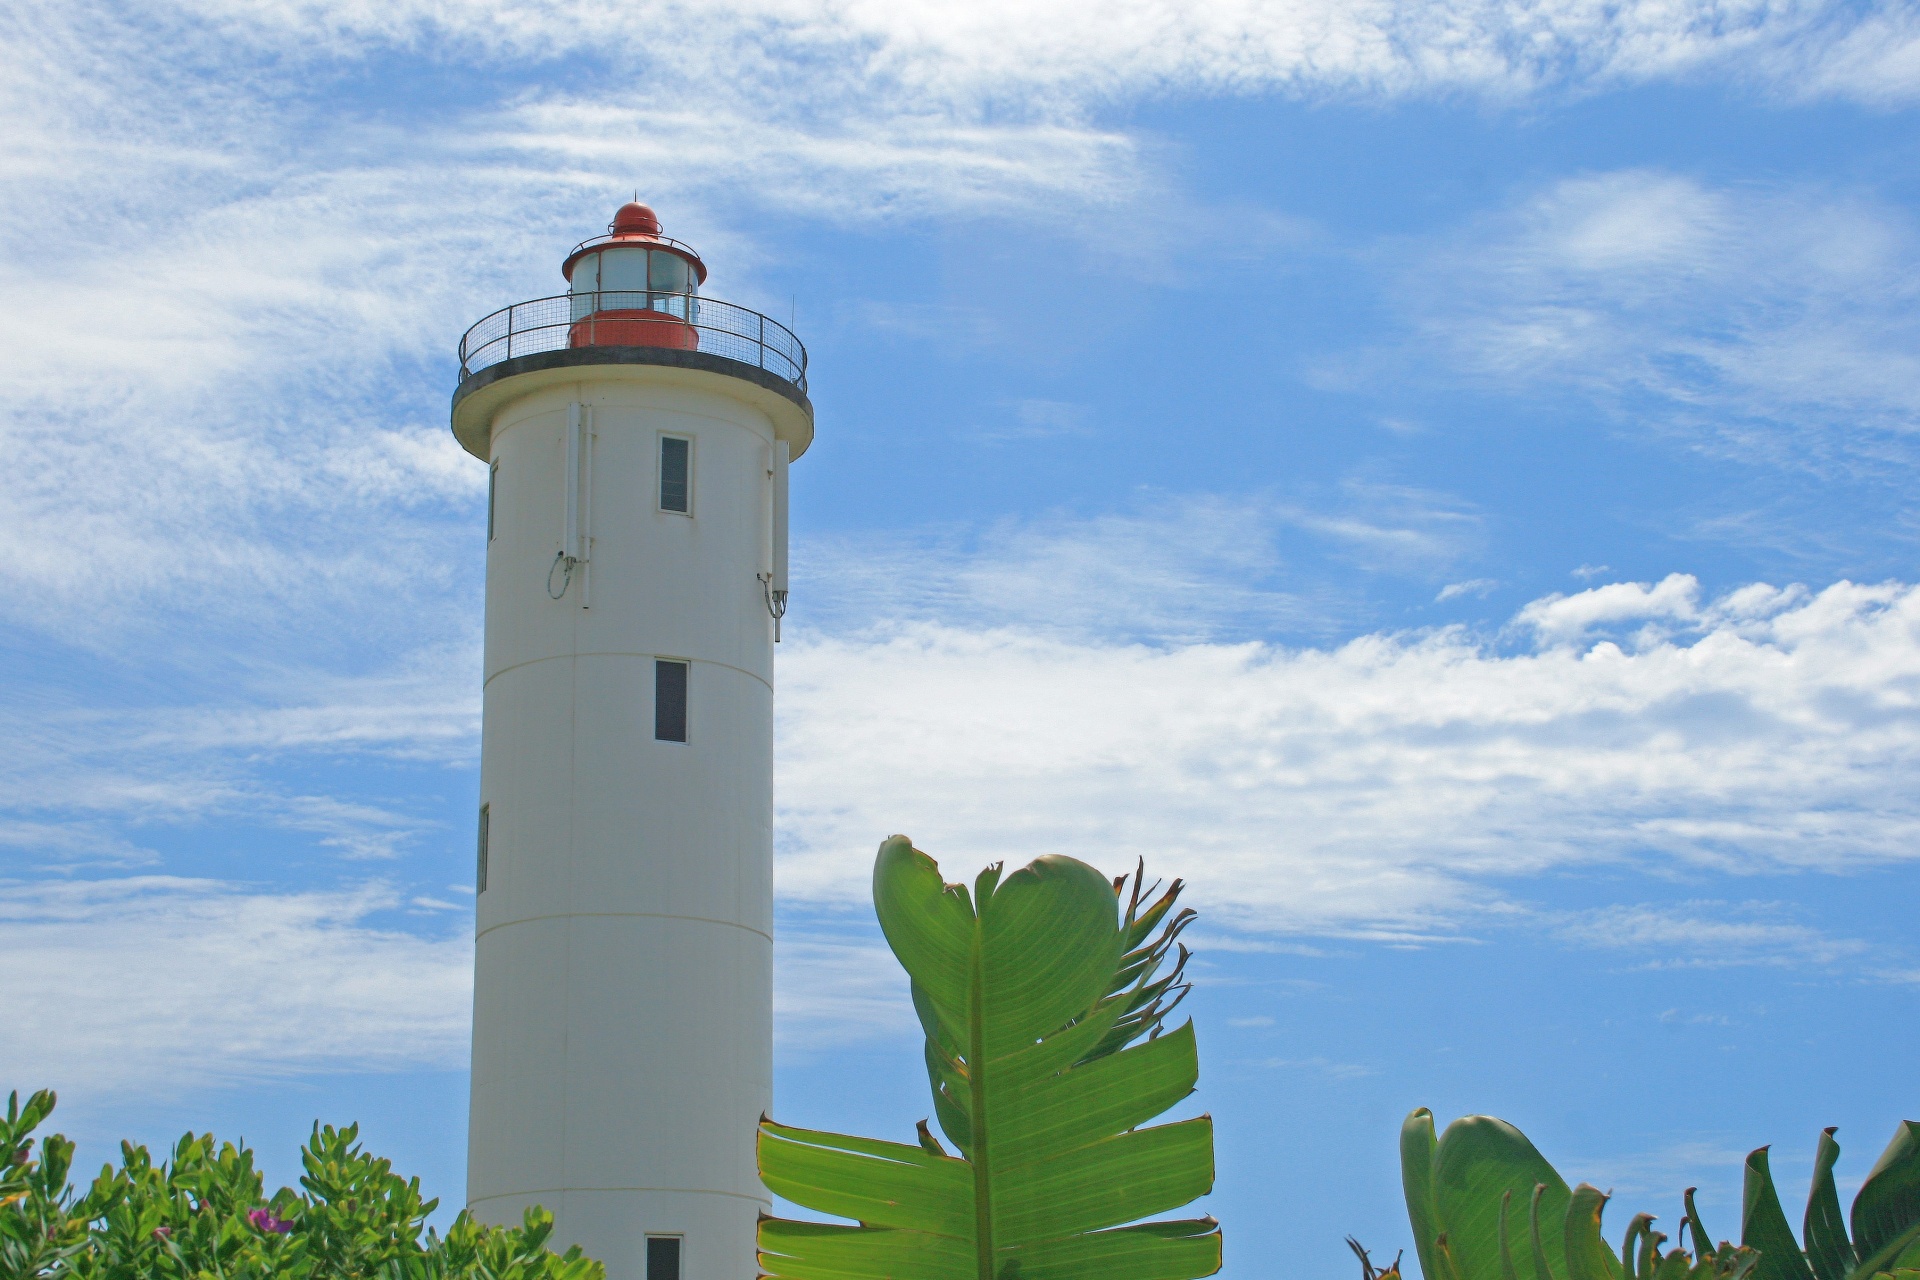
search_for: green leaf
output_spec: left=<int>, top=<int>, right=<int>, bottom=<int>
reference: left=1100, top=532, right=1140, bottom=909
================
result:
left=762, top=840, right=1220, bottom=1280
left=1853, top=1123, right=1920, bottom=1269
left=1743, top=1147, right=1816, bottom=1280
left=758, top=1219, right=973, bottom=1280
left=1688, top=1188, right=1716, bottom=1256
left=1431, top=1116, right=1573, bottom=1280
left=1003, top=1218, right=1223, bottom=1280
left=1564, top=1183, right=1622, bottom=1280
left=1806, top=1129, right=1855, bottom=1280
left=1403, top=1109, right=1450, bottom=1280
left=1534, top=1183, right=1558, bottom=1280
left=1653, top=1250, right=1693, bottom=1280
left=1852, top=1224, right=1920, bottom=1280
left=1404, top=1110, right=1453, bottom=1280
left=1499, top=1192, right=1521, bottom=1280
left=758, top=1119, right=974, bottom=1236
left=1623, top=1214, right=1658, bottom=1280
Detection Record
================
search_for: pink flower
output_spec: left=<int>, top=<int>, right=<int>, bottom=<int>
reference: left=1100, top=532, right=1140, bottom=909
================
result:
left=151, top=1227, right=172, bottom=1241
left=246, top=1209, right=293, bottom=1235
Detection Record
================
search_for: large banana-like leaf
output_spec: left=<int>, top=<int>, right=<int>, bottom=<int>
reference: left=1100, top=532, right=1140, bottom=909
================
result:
left=1563, top=1184, right=1622, bottom=1280
left=1400, top=1109, right=1574, bottom=1280
left=759, top=837, right=1221, bottom=1280
left=1853, top=1123, right=1920, bottom=1275
left=1739, top=1123, right=1920, bottom=1280
left=1806, top=1130, right=1856, bottom=1280
left=1745, top=1148, right=1818, bottom=1280
left=1401, top=1112, right=1759, bottom=1280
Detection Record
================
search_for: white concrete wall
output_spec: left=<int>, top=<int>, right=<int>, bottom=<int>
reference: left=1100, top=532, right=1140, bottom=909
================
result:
left=468, top=376, right=777, bottom=1280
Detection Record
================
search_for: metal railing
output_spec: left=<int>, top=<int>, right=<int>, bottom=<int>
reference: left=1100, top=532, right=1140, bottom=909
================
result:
left=568, top=231, right=705, bottom=262
left=457, top=291, right=807, bottom=393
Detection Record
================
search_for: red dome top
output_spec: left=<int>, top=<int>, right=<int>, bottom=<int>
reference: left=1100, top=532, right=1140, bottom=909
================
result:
left=611, top=202, right=661, bottom=236
left=561, top=200, right=707, bottom=286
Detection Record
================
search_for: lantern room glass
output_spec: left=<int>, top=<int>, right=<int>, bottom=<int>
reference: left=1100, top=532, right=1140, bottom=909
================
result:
left=570, top=249, right=698, bottom=321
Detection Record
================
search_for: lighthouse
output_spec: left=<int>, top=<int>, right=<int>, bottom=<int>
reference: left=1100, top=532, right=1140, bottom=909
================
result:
left=451, top=202, right=810, bottom=1280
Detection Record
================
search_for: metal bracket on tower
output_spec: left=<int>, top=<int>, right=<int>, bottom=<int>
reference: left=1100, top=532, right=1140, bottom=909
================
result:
left=762, top=440, right=790, bottom=641
left=550, top=404, right=594, bottom=603
left=760, top=574, right=788, bottom=642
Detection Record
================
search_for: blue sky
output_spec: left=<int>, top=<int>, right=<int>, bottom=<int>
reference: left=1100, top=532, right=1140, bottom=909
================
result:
left=3, top=0, right=1920, bottom=1274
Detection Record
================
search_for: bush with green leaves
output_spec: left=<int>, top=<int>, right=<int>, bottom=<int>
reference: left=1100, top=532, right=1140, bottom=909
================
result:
left=756, top=836, right=1223, bottom=1280
left=1396, top=1109, right=1920, bottom=1280
left=0, top=1089, right=603, bottom=1280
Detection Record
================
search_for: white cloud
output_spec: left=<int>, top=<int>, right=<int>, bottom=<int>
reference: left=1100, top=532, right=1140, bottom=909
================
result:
left=774, top=930, right=913, bottom=1051
left=0, top=878, right=473, bottom=1094
left=1437, top=578, right=1500, bottom=602
left=0, top=652, right=481, bottom=872
left=1517, top=572, right=1707, bottom=643
left=0, top=876, right=924, bottom=1093
left=774, top=577, right=1920, bottom=934
left=1557, top=901, right=1872, bottom=968
left=75, top=0, right=1920, bottom=107
left=484, top=100, right=1142, bottom=224
left=1408, top=171, right=1920, bottom=469
left=800, top=488, right=1481, bottom=644
left=799, top=498, right=1331, bottom=644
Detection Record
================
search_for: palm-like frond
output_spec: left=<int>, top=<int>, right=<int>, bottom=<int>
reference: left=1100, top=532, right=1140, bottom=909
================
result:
left=758, top=837, right=1221, bottom=1280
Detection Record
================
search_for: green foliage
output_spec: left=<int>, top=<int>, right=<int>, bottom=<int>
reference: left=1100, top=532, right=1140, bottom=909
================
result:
left=0, top=1088, right=602, bottom=1280
left=1741, top=1124, right=1920, bottom=1280
left=757, top=837, right=1222, bottom=1280
left=1397, top=1109, right=1762, bottom=1280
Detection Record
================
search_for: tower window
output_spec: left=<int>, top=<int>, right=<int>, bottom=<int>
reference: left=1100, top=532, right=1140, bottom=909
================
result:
left=476, top=803, right=490, bottom=893
left=654, top=660, right=689, bottom=743
left=646, top=1236, right=682, bottom=1280
left=659, top=436, right=691, bottom=514
left=487, top=462, right=499, bottom=541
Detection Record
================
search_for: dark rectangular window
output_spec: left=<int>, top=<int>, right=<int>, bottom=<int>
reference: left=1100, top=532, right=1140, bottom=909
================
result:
left=646, top=1236, right=681, bottom=1280
left=654, top=660, right=688, bottom=743
left=476, top=803, right=490, bottom=893
left=487, top=463, right=498, bottom=540
left=659, top=436, right=690, bottom=513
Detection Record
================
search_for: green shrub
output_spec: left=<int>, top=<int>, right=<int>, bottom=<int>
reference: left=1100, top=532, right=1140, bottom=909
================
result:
left=0, top=1089, right=602, bottom=1280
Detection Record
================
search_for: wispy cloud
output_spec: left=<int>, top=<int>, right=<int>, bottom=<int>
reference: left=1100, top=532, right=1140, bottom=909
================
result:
left=0, top=877, right=926, bottom=1093
left=1557, top=901, right=1874, bottom=969
left=774, top=928, right=913, bottom=1051
left=61, top=0, right=1920, bottom=107
left=799, top=487, right=1482, bottom=644
left=0, top=653, right=480, bottom=872
left=0, top=878, right=473, bottom=1094
left=1438, top=579, right=1500, bottom=602
left=1405, top=172, right=1920, bottom=472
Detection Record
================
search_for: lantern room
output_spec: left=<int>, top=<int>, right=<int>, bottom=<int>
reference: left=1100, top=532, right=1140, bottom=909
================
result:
left=561, top=201, right=708, bottom=352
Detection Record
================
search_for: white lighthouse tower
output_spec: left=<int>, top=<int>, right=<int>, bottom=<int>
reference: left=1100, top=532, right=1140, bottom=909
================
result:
left=450, top=201, right=810, bottom=1280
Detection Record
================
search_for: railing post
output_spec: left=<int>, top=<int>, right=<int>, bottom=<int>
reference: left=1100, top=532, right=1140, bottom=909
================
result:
left=505, top=304, right=515, bottom=361
left=759, top=312, right=766, bottom=371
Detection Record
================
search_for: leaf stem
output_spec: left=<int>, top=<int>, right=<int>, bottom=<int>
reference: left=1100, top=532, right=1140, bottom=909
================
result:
left=970, top=912, right=995, bottom=1280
